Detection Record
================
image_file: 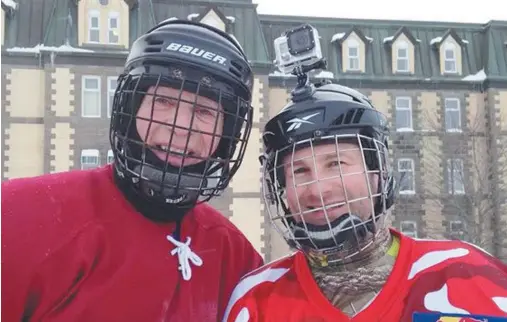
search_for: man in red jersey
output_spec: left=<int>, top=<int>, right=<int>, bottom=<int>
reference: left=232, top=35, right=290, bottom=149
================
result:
left=223, top=26, right=507, bottom=322
left=2, top=19, right=263, bottom=322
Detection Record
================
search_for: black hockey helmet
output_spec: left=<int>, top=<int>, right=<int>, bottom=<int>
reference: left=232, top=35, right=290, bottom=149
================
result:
left=260, top=82, right=396, bottom=262
left=109, top=19, right=254, bottom=211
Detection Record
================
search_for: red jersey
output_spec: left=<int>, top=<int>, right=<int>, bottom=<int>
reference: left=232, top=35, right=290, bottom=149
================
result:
left=223, top=230, right=507, bottom=322
left=2, top=165, right=263, bottom=322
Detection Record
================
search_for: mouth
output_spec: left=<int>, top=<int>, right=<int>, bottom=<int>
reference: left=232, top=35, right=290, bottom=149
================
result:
left=165, top=194, right=186, bottom=204
left=301, top=204, right=346, bottom=225
left=152, top=145, right=199, bottom=164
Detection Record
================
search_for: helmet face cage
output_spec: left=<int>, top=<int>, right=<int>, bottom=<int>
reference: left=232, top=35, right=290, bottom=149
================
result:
left=110, top=65, right=253, bottom=206
left=262, top=132, right=392, bottom=265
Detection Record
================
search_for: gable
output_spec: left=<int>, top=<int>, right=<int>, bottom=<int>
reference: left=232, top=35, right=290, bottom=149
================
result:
left=199, top=9, right=226, bottom=32
left=77, top=0, right=129, bottom=48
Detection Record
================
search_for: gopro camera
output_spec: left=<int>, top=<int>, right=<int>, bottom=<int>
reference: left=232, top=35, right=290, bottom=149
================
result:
left=274, top=24, right=323, bottom=75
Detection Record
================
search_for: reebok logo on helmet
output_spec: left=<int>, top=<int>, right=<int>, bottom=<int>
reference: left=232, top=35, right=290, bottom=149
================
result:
left=166, top=42, right=227, bottom=66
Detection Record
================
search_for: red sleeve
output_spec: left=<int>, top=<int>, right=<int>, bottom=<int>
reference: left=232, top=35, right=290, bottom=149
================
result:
left=216, top=229, right=264, bottom=321
left=1, top=175, right=97, bottom=321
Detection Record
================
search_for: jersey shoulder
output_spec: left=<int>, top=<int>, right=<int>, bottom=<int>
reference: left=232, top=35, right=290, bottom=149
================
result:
left=222, top=253, right=298, bottom=321
left=401, top=234, right=507, bottom=278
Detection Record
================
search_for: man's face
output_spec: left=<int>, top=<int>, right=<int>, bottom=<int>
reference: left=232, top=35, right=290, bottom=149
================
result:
left=283, top=141, right=379, bottom=226
left=136, top=85, right=224, bottom=166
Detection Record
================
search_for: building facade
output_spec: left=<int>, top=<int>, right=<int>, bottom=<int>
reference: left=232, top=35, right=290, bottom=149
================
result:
left=2, top=0, right=507, bottom=261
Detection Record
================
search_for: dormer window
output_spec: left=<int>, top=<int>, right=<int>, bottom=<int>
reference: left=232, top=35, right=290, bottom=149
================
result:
left=430, top=29, right=465, bottom=76
left=395, top=40, right=409, bottom=72
left=444, top=42, right=457, bottom=73
left=347, top=38, right=360, bottom=71
left=87, top=10, right=100, bottom=43
left=78, top=0, right=129, bottom=48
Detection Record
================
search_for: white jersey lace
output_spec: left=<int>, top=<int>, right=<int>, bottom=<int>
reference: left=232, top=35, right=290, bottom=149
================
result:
left=166, top=235, right=203, bottom=281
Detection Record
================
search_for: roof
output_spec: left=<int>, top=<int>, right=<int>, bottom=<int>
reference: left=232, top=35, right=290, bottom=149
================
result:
left=259, top=14, right=507, bottom=81
left=1, top=1, right=506, bottom=81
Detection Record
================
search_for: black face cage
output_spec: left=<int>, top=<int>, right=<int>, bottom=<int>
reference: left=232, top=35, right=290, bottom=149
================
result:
left=261, top=133, right=393, bottom=255
left=109, top=69, right=253, bottom=205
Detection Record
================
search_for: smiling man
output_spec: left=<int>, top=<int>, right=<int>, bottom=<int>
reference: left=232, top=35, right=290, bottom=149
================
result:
left=223, top=82, right=507, bottom=322
left=2, top=19, right=263, bottom=322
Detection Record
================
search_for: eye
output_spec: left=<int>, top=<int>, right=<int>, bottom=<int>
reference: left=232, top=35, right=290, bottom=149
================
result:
left=154, top=96, right=176, bottom=107
left=328, top=160, right=345, bottom=168
left=293, top=167, right=308, bottom=175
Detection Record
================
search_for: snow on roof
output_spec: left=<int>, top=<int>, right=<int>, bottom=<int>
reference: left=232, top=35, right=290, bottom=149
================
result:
left=313, top=70, right=334, bottom=79
left=461, top=39, right=469, bottom=44
left=160, top=17, right=178, bottom=23
left=187, top=13, right=199, bottom=20
left=269, top=70, right=295, bottom=77
left=462, top=69, right=487, bottom=82
left=226, top=16, right=235, bottom=23
left=331, top=33, right=346, bottom=43
left=365, top=36, right=373, bottom=43
left=6, top=44, right=94, bottom=54
left=383, top=36, right=394, bottom=44
left=1, top=0, right=17, bottom=10
left=430, top=36, right=443, bottom=45
left=269, top=70, right=334, bottom=79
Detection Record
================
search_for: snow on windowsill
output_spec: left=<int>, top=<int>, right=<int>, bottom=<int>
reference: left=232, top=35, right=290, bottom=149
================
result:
left=1, top=0, right=17, bottom=10
left=6, top=44, right=94, bottom=54
left=462, top=69, right=487, bottom=81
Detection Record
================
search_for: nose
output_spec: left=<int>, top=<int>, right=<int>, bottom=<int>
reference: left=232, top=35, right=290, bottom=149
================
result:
left=167, top=102, right=194, bottom=136
left=304, top=171, right=335, bottom=202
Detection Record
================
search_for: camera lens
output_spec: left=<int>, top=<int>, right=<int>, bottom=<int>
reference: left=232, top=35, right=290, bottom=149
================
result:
left=288, top=29, right=314, bottom=55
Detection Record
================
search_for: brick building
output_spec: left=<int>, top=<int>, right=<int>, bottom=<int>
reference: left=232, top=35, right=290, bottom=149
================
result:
left=2, top=0, right=507, bottom=261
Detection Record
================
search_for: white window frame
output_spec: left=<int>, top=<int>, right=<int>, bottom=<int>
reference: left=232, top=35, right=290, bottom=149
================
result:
left=444, top=98, right=461, bottom=132
left=107, top=11, right=120, bottom=44
left=81, top=149, right=100, bottom=170
left=398, top=158, right=415, bottom=194
left=449, top=220, right=465, bottom=238
left=107, top=76, right=117, bottom=118
left=395, top=96, right=413, bottom=131
left=107, top=149, right=114, bottom=164
left=87, top=9, right=100, bottom=43
left=400, top=221, right=418, bottom=238
left=395, top=41, right=410, bottom=72
left=447, top=158, right=465, bottom=195
left=443, top=42, right=457, bottom=73
left=82, top=76, right=101, bottom=118
left=347, top=38, right=360, bottom=71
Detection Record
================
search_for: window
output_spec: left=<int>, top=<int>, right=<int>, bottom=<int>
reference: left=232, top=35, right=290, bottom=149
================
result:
left=81, top=149, right=100, bottom=170
left=395, top=97, right=413, bottom=131
left=447, top=158, right=465, bottom=194
left=400, top=221, right=418, bottom=238
left=107, top=76, right=117, bottom=117
left=107, top=149, right=114, bottom=163
left=82, top=76, right=101, bottom=117
left=396, top=41, right=409, bottom=72
left=444, top=98, right=461, bottom=132
left=398, top=159, right=415, bottom=194
left=443, top=42, right=457, bottom=73
left=449, top=220, right=465, bottom=239
left=88, top=10, right=100, bottom=43
left=347, top=39, right=360, bottom=71
left=108, top=12, right=119, bottom=44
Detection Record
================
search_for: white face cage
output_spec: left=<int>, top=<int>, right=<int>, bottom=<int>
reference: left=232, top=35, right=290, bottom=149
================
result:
left=261, top=133, right=392, bottom=266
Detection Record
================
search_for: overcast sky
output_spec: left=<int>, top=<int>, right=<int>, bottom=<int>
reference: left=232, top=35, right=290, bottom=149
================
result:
left=254, top=0, right=507, bottom=24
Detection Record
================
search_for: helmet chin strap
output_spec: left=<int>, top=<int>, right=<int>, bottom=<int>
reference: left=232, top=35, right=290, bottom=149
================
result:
left=290, top=213, right=374, bottom=250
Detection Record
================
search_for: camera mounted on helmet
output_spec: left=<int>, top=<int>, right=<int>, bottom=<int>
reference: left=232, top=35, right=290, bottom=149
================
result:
left=109, top=19, right=254, bottom=220
left=262, top=24, right=396, bottom=265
